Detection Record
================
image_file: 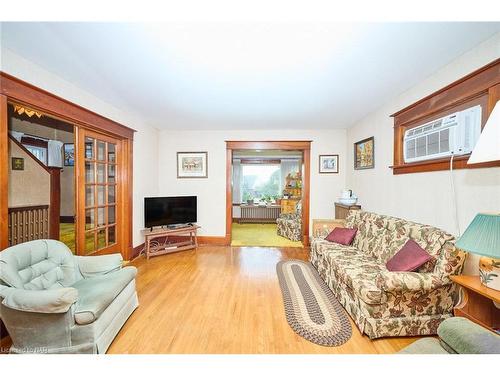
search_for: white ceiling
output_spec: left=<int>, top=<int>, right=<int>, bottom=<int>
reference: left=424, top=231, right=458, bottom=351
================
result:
left=1, top=22, right=499, bottom=130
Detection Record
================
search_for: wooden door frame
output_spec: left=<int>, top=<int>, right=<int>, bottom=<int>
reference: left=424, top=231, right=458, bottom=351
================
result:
left=0, top=73, right=135, bottom=259
left=225, top=141, right=312, bottom=246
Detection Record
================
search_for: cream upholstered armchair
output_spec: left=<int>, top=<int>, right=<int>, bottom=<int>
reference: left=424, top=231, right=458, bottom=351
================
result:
left=0, top=239, right=138, bottom=354
left=276, top=200, right=302, bottom=242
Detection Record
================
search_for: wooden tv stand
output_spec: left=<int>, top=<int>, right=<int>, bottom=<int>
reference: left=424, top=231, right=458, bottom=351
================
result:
left=141, top=225, right=200, bottom=259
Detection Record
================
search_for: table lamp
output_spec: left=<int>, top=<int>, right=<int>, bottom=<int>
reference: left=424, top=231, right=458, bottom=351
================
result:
left=456, top=214, right=500, bottom=291
left=458, top=99, right=500, bottom=291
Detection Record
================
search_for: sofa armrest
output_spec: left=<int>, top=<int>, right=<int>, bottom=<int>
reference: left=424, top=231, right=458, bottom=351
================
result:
left=76, top=253, right=123, bottom=278
left=376, top=271, right=449, bottom=293
left=0, top=286, right=78, bottom=313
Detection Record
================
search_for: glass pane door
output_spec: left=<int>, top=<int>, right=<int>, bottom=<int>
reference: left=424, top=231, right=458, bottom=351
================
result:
left=77, top=129, right=121, bottom=255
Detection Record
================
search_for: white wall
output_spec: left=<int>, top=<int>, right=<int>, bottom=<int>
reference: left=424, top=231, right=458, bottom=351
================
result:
left=1, top=49, right=159, bottom=247
left=346, top=33, right=500, bottom=275
left=8, top=139, right=51, bottom=207
left=157, top=129, right=347, bottom=237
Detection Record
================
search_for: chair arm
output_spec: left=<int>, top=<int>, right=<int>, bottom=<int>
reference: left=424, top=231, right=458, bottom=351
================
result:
left=76, top=253, right=123, bottom=278
left=437, top=317, right=500, bottom=354
left=279, top=213, right=299, bottom=220
left=0, top=286, right=78, bottom=313
left=376, top=271, right=449, bottom=293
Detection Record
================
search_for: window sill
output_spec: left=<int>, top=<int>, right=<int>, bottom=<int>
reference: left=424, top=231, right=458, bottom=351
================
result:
left=390, top=155, right=500, bottom=175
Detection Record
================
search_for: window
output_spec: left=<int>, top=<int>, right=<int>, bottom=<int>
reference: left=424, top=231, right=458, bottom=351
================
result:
left=241, top=164, right=280, bottom=202
left=24, top=144, right=47, bottom=164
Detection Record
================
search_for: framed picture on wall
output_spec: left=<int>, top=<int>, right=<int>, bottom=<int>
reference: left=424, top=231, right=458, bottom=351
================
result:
left=177, top=152, right=208, bottom=178
left=354, top=137, right=375, bottom=170
left=11, top=157, right=24, bottom=170
left=63, top=143, right=75, bottom=166
left=319, top=154, right=339, bottom=173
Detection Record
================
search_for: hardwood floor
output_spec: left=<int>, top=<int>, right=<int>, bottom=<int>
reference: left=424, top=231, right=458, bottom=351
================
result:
left=108, top=245, right=418, bottom=354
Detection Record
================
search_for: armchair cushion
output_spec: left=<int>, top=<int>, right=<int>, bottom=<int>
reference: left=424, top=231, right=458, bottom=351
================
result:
left=0, top=286, right=78, bottom=313
left=76, top=253, right=123, bottom=278
left=0, top=239, right=79, bottom=290
left=73, top=266, right=137, bottom=325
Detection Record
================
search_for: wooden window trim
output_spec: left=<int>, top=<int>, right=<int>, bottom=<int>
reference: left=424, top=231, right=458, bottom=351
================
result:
left=390, top=58, right=500, bottom=175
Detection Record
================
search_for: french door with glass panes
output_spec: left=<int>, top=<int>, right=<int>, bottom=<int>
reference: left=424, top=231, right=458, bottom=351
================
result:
left=77, top=129, right=122, bottom=255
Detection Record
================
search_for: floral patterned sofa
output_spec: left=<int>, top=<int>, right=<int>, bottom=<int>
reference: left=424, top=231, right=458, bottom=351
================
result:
left=277, top=201, right=302, bottom=242
left=310, top=210, right=466, bottom=339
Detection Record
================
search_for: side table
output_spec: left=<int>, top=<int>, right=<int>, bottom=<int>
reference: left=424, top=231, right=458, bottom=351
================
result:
left=450, top=275, right=500, bottom=334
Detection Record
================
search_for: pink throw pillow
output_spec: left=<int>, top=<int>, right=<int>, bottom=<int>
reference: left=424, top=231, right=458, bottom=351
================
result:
left=325, top=227, right=357, bottom=246
left=386, top=239, right=433, bottom=272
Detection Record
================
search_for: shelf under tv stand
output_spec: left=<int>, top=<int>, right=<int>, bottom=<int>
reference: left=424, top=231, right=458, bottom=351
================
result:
left=141, top=225, right=200, bottom=259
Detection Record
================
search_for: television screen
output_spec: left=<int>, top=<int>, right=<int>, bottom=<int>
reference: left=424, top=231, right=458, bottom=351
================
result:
left=144, top=196, right=197, bottom=228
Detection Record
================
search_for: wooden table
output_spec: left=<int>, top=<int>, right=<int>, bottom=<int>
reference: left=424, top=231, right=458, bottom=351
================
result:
left=142, top=225, right=200, bottom=259
left=450, top=275, right=500, bottom=334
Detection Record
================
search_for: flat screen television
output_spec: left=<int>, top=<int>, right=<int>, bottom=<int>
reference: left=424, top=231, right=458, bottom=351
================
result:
left=144, top=196, right=197, bottom=228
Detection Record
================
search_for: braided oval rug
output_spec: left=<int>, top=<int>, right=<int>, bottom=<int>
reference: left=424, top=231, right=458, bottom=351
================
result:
left=276, top=260, right=352, bottom=346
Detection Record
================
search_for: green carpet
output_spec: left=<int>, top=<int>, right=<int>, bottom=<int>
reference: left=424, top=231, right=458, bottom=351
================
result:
left=60, top=223, right=102, bottom=254
left=231, top=223, right=303, bottom=247
left=60, top=223, right=76, bottom=253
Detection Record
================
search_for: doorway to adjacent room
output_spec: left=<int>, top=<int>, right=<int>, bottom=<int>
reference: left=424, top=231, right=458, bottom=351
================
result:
left=225, top=141, right=311, bottom=247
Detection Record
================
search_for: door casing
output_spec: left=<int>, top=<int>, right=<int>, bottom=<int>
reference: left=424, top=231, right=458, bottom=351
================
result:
left=0, top=72, right=134, bottom=259
left=225, top=141, right=311, bottom=246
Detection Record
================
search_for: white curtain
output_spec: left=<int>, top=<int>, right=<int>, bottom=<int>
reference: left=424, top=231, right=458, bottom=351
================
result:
left=280, top=159, right=300, bottom=192
left=9, top=130, right=24, bottom=142
left=232, top=159, right=242, bottom=203
left=48, top=140, right=64, bottom=167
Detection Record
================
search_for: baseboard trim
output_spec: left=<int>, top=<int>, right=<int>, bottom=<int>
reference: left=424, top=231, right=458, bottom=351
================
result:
left=131, top=243, right=145, bottom=260
left=198, top=236, right=230, bottom=246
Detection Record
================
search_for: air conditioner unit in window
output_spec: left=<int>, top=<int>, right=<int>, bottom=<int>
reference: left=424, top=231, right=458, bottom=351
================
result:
left=403, top=105, right=482, bottom=163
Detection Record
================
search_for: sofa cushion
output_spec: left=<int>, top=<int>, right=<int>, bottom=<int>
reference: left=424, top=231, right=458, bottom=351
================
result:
left=345, top=210, right=454, bottom=273
left=73, top=266, right=137, bottom=325
left=310, top=238, right=358, bottom=260
left=386, top=239, right=433, bottom=272
left=325, top=227, right=357, bottom=245
left=321, top=248, right=387, bottom=304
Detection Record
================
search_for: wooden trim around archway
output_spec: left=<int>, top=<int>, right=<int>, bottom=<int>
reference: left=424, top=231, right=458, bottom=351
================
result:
left=225, top=141, right=311, bottom=246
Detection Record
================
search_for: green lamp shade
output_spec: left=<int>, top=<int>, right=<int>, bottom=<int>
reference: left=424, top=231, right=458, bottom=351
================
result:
left=456, top=213, right=500, bottom=258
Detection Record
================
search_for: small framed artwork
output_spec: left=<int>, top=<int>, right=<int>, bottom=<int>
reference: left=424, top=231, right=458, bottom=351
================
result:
left=319, top=154, right=339, bottom=174
left=354, top=136, right=375, bottom=170
left=177, top=152, right=208, bottom=178
left=63, top=143, right=75, bottom=166
left=11, top=157, right=24, bottom=171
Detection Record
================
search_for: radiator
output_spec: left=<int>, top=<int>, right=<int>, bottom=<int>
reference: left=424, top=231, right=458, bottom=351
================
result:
left=239, top=205, right=281, bottom=223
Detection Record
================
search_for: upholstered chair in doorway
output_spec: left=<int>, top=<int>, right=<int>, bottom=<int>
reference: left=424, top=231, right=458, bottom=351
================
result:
left=276, top=200, right=302, bottom=242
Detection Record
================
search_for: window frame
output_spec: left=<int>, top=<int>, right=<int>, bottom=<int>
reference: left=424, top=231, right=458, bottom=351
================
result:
left=391, top=59, right=500, bottom=175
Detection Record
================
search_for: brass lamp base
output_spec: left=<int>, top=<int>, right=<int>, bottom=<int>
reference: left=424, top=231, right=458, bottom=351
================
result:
left=479, top=256, right=500, bottom=291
